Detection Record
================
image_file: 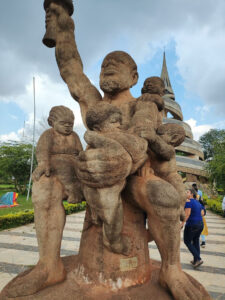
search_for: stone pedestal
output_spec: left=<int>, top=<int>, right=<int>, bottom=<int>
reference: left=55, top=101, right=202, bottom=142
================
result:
left=0, top=257, right=211, bottom=300
left=0, top=201, right=211, bottom=300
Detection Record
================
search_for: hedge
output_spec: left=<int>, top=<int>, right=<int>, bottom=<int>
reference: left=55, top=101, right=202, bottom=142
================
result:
left=0, top=201, right=86, bottom=231
left=204, top=196, right=223, bottom=216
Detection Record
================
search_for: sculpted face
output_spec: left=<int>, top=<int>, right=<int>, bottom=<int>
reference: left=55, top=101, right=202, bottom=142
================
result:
left=53, top=116, right=74, bottom=136
left=142, top=77, right=165, bottom=96
left=100, top=112, right=122, bottom=132
left=100, top=51, right=138, bottom=94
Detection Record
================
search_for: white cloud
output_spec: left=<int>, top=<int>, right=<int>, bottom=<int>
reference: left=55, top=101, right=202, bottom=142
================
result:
left=1, top=0, right=225, bottom=143
left=0, top=75, right=86, bottom=143
left=185, top=118, right=212, bottom=141
left=2, top=74, right=84, bottom=126
left=0, top=131, right=21, bottom=142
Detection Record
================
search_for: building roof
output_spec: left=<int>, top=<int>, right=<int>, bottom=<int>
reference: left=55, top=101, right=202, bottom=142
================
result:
left=161, top=52, right=175, bottom=100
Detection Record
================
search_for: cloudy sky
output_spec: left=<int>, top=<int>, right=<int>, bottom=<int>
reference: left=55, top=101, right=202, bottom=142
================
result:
left=0, top=0, right=225, bottom=144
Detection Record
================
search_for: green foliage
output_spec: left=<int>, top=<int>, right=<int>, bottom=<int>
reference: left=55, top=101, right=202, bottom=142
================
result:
left=205, top=197, right=223, bottom=216
left=0, top=210, right=34, bottom=230
left=0, top=142, right=37, bottom=194
left=199, top=129, right=225, bottom=193
left=176, top=151, right=188, bottom=157
left=63, top=201, right=86, bottom=214
left=0, top=201, right=86, bottom=231
left=199, top=129, right=225, bottom=160
left=207, top=140, right=225, bottom=193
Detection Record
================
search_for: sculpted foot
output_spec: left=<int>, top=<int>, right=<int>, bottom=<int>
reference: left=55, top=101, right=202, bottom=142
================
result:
left=6, top=260, right=66, bottom=298
left=159, top=265, right=205, bottom=300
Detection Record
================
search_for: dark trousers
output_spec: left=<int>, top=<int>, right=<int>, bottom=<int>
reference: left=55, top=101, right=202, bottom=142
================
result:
left=184, top=222, right=203, bottom=262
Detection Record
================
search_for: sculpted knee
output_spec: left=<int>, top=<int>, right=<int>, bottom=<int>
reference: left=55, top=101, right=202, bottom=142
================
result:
left=146, top=179, right=180, bottom=209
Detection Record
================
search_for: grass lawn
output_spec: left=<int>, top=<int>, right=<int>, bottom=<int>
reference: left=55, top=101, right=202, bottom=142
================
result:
left=0, top=184, right=33, bottom=217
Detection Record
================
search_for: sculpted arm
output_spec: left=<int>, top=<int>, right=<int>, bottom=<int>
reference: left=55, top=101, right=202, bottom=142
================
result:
left=33, top=130, right=52, bottom=181
left=46, top=3, right=102, bottom=122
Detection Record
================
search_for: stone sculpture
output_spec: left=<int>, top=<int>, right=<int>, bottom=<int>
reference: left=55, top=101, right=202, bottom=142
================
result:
left=33, top=105, right=83, bottom=204
left=0, top=1, right=212, bottom=299
left=83, top=102, right=148, bottom=255
left=1, top=105, right=83, bottom=298
left=137, top=77, right=187, bottom=220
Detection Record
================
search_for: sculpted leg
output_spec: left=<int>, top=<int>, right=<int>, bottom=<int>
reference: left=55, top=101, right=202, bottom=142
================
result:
left=83, top=181, right=130, bottom=255
left=6, top=176, right=66, bottom=298
left=128, top=175, right=204, bottom=300
left=166, top=173, right=186, bottom=221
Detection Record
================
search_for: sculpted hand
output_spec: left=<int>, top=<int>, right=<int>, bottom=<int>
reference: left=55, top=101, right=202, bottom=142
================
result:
left=32, top=163, right=51, bottom=181
left=138, top=93, right=164, bottom=111
left=47, top=3, right=74, bottom=32
left=76, top=131, right=132, bottom=188
left=133, top=125, right=156, bottom=143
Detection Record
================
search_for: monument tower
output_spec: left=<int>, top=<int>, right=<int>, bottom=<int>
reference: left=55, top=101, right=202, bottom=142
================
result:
left=161, top=52, right=206, bottom=182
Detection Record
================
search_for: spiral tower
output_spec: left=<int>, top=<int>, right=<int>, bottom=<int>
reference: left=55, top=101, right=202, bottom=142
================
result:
left=161, top=52, right=206, bottom=182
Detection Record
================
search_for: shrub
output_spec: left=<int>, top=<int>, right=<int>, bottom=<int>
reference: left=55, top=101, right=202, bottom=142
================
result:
left=64, top=201, right=86, bottom=215
left=0, top=202, right=86, bottom=231
left=0, top=210, right=34, bottom=230
left=205, top=197, right=223, bottom=216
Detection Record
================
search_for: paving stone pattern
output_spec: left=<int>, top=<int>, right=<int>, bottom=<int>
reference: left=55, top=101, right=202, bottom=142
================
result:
left=0, top=210, right=225, bottom=299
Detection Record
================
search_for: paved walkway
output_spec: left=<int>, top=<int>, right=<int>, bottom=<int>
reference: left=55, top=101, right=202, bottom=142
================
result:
left=0, top=210, right=225, bottom=299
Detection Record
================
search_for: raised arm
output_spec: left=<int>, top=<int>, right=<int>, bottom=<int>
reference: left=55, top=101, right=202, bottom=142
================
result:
left=43, top=2, right=102, bottom=125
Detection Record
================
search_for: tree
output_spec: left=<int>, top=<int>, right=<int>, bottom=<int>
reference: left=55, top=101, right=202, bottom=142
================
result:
left=0, top=142, right=37, bottom=194
left=199, top=129, right=225, bottom=160
left=207, top=139, right=225, bottom=192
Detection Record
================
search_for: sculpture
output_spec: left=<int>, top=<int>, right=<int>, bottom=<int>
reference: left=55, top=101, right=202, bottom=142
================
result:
left=83, top=102, right=148, bottom=255
left=2, top=105, right=83, bottom=298
left=33, top=105, right=83, bottom=204
left=0, top=1, right=211, bottom=299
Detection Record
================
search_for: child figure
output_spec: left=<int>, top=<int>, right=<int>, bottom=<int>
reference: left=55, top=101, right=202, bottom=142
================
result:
left=81, top=102, right=148, bottom=255
left=132, top=77, right=186, bottom=220
left=33, top=105, right=83, bottom=204
left=150, top=123, right=186, bottom=215
left=131, top=76, right=165, bottom=131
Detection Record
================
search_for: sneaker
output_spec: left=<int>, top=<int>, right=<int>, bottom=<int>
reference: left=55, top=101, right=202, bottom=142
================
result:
left=193, top=260, right=203, bottom=269
left=201, top=242, right=206, bottom=248
left=190, top=260, right=194, bottom=265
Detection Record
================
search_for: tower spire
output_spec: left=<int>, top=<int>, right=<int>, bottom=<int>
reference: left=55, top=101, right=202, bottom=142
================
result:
left=161, top=51, right=175, bottom=100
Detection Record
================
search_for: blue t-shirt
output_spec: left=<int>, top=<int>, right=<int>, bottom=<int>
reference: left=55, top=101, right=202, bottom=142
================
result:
left=185, top=198, right=203, bottom=226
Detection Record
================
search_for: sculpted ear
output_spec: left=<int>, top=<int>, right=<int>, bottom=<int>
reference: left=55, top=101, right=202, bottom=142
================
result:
left=130, top=71, right=138, bottom=87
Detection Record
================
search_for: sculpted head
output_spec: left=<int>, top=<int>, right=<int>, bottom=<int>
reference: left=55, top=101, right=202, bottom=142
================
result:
left=86, top=103, right=122, bottom=132
left=157, top=123, right=185, bottom=147
left=100, top=51, right=138, bottom=94
left=48, top=105, right=74, bottom=135
left=141, top=76, right=165, bottom=96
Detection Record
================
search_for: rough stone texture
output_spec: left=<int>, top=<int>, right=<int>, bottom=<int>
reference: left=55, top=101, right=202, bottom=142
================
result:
left=0, top=2, right=212, bottom=300
left=33, top=105, right=83, bottom=204
left=0, top=258, right=211, bottom=300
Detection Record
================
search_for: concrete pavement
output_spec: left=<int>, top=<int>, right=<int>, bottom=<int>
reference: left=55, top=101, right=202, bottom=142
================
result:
left=0, top=210, right=224, bottom=299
